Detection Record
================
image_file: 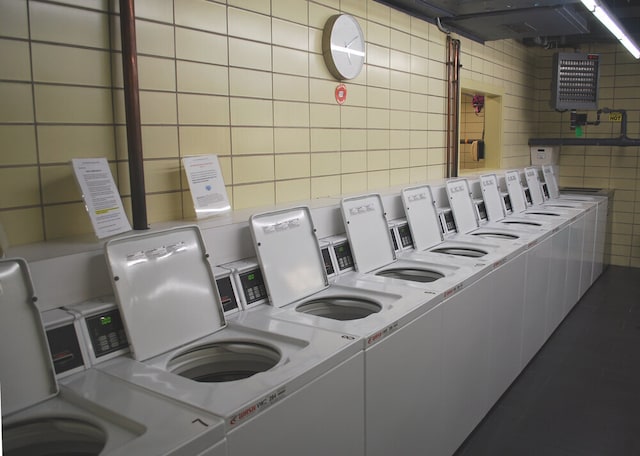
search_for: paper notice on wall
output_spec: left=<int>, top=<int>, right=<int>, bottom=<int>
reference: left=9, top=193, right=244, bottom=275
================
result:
left=71, top=158, right=131, bottom=239
left=183, top=154, right=230, bottom=218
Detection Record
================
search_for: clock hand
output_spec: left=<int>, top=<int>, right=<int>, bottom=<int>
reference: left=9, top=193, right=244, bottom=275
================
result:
left=344, top=36, right=360, bottom=64
left=345, top=35, right=359, bottom=48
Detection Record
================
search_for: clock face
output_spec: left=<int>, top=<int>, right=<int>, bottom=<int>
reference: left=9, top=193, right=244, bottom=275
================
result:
left=322, top=14, right=366, bottom=80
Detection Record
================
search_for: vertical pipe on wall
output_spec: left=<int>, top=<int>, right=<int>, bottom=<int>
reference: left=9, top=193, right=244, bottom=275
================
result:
left=446, top=36, right=461, bottom=178
left=119, top=0, right=148, bottom=230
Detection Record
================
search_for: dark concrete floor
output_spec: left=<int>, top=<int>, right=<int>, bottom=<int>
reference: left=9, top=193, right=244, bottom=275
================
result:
left=454, top=265, right=640, bottom=456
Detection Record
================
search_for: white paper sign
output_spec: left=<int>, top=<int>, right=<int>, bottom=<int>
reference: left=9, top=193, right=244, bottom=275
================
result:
left=72, top=158, right=131, bottom=239
left=183, top=155, right=230, bottom=218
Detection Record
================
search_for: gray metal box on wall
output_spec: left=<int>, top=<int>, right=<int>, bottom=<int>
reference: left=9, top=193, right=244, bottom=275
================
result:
left=552, top=52, right=600, bottom=110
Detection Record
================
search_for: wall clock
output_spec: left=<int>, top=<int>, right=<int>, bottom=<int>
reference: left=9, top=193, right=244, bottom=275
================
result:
left=322, top=14, right=366, bottom=80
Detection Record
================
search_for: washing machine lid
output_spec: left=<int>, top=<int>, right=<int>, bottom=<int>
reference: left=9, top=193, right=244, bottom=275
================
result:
left=524, top=167, right=545, bottom=205
left=479, top=174, right=506, bottom=222
left=0, top=258, right=58, bottom=416
left=250, top=207, right=328, bottom=308
left=542, top=165, right=560, bottom=199
left=105, top=226, right=226, bottom=362
left=341, top=194, right=396, bottom=273
left=445, top=179, right=479, bottom=234
left=401, top=185, right=444, bottom=251
left=505, top=170, right=527, bottom=213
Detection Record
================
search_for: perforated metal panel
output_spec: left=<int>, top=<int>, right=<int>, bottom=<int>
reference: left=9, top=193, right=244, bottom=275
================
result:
left=552, top=52, right=600, bottom=110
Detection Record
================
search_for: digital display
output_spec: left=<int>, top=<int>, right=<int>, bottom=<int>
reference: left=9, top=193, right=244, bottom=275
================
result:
left=100, top=316, right=112, bottom=326
left=247, top=273, right=255, bottom=281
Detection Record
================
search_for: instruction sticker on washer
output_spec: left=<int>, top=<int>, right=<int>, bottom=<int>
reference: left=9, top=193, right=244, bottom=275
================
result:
left=367, top=322, right=400, bottom=346
left=72, top=158, right=131, bottom=239
left=228, top=387, right=287, bottom=427
left=183, top=154, right=230, bottom=219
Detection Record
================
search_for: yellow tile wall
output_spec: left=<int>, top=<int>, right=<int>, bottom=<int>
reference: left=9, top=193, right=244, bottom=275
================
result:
left=0, top=0, right=554, bottom=251
left=534, top=43, right=640, bottom=267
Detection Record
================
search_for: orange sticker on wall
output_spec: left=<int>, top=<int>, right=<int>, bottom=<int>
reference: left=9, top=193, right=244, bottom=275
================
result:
left=335, top=84, right=347, bottom=104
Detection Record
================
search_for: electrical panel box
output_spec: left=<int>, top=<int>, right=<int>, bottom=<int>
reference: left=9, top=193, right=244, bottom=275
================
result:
left=552, top=52, right=600, bottom=110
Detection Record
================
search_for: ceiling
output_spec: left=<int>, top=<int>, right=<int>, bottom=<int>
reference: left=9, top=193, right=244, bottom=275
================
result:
left=376, top=0, right=640, bottom=49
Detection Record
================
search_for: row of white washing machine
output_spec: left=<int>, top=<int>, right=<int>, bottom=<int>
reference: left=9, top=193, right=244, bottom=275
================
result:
left=1, top=164, right=608, bottom=456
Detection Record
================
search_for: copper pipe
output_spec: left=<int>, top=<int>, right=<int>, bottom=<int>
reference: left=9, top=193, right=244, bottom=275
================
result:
left=446, top=36, right=461, bottom=178
left=119, top=0, right=147, bottom=230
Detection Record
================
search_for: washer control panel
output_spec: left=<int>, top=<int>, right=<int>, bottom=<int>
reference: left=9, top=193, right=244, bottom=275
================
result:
left=333, top=241, right=354, bottom=272
left=475, top=201, right=488, bottom=222
left=239, top=268, right=268, bottom=305
left=503, top=194, right=513, bottom=214
left=85, top=309, right=128, bottom=359
left=397, top=223, right=414, bottom=249
left=220, top=259, right=269, bottom=309
left=439, top=209, right=457, bottom=235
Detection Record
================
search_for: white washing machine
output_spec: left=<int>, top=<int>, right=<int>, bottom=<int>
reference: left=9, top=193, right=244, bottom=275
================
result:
left=241, top=205, right=446, bottom=456
left=480, top=174, right=565, bottom=235
left=99, top=225, right=366, bottom=456
left=524, top=166, right=596, bottom=211
left=413, top=180, right=537, bottom=251
left=341, top=193, right=516, bottom=283
left=0, top=258, right=226, bottom=456
left=340, top=193, right=533, bottom=456
left=541, top=164, right=609, bottom=202
left=504, top=169, right=583, bottom=223
left=541, top=163, right=609, bottom=283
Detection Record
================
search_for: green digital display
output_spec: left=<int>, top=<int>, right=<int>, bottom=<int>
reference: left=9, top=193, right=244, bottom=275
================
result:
left=248, top=273, right=255, bottom=281
left=100, top=316, right=112, bottom=326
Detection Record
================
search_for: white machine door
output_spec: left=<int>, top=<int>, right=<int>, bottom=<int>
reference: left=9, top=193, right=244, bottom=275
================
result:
left=524, top=167, right=545, bottom=205
left=479, top=174, right=507, bottom=222
left=505, top=170, right=528, bottom=213
left=0, top=258, right=58, bottom=415
left=250, top=207, right=328, bottom=308
left=401, top=185, right=444, bottom=250
left=105, top=226, right=226, bottom=362
left=341, top=194, right=396, bottom=273
left=445, top=179, right=479, bottom=234
left=542, top=165, right=560, bottom=199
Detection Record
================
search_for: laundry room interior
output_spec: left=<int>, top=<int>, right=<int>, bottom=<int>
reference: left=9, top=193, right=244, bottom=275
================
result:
left=1, top=0, right=639, bottom=455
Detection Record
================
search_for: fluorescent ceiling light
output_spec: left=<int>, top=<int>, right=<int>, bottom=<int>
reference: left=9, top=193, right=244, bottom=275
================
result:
left=580, top=0, right=640, bottom=59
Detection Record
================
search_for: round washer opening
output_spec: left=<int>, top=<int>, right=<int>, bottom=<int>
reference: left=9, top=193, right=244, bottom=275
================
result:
left=167, top=342, right=281, bottom=383
left=430, top=247, right=487, bottom=258
left=376, top=268, right=445, bottom=283
left=502, top=220, right=542, bottom=227
left=296, top=296, right=381, bottom=321
left=472, top=232, right=519, bottom=240
left=3, top=417, right=107, bottom=456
